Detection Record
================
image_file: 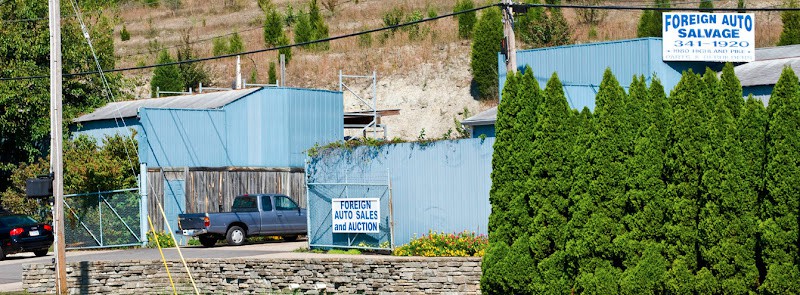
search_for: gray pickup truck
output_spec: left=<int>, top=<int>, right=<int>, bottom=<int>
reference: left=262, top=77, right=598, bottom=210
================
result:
left=178, top=194, right=307, bottom=247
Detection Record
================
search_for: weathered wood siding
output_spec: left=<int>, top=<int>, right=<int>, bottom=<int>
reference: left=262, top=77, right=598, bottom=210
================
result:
left=145, top=167, right=306, bottom=233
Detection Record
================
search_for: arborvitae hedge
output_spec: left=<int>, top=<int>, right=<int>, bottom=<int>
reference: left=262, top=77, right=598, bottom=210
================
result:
left=484, top=64, right=800, bottom=294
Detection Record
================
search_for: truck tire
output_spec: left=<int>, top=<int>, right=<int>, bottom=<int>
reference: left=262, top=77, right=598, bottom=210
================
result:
left=199, top=235, right=217, bottom=247
left=33, top=249, right=48, bottom=257
left=283, top=235, right=298, bottom=242
left=226, top=226, right=246, bottom=246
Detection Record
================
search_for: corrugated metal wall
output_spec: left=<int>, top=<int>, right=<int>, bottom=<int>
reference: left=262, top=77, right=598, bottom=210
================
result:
left=137, top=87, right=343, bottom=168
left=499, top=38, right=724, bottom=110
left=139, top=108, right=229, bottom=167
left=744, top=85, right=773, bottom=105
left=71, top=118, right=141, bottom=143
left=306, top=138, right=494, bottom=246
left=225, top=87, right=344, bottom=168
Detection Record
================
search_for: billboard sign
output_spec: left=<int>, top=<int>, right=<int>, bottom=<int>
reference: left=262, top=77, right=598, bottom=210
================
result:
left=332, top=198, right=380, bottom=233
left=663, top=12, right=755, bottom=62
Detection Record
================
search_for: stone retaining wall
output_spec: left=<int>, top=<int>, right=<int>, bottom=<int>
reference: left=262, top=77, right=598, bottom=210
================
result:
left=23, top=257, right=482, bottom=294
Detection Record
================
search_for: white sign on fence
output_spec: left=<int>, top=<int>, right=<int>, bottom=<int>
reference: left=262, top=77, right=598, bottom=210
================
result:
left=332, top=198, right=380, bottom=233
left=662, top=12, right=755, bottom=62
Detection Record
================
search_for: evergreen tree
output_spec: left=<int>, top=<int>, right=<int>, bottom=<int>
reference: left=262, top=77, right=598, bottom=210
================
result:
left=617, top=76, right=670, bottom=294
left=761, top=67, right=800, bottom=293
left=664, top=70, right=712, bottom=293
left=308, top=0, right=330, bottom=50
left=483, top=66, right=542, bottom=294
left=454, top=0, right=477, bottom=39
left=295, top=13, right=312, bottom=45
left=175, top=41, right=210, bottom=91
left=527, top=73, right=575, bottom=293
left=699, top=0, right=714, bottom=12
left=637, top=0, right=669, bottom=37
left=516, top=0, right=571, bottom=48
left=229, top=32, right=244, bottom=54
left=150, top=50, right=183, bottom=96
left=571, top=69, right=629, bottom=293
left=738, top=0, right=746, bottom=12
left=488, top=72, right=520, bottom=247
left=738, top=96, right=768, bottom=288
left=120, top=24, right=131, bottom=41
left=263, top=5, right=286, bottom=47
left=698, top=67, right=758, bottom=294
left=470, top=7, right=503, bottom=99
left=719, top=63, right=743, bottom=119
left=778, top=0, right=800, bottom=46
left=268, top=62, right=277, bottom=84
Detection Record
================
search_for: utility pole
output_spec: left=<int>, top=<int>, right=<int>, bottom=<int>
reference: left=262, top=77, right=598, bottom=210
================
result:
left=48, top=0, right=67, bottom=294
left=502, top=0, right=518, bottom=74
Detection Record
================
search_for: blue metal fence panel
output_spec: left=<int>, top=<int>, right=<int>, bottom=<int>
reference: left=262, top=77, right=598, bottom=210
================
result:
left=306, top=138, right=494, bottom=247
left=71, top=118, right=141, bottom=144
left=225, top=87, right=344, bottom=168
left=139, top=108, right=230, bottom=167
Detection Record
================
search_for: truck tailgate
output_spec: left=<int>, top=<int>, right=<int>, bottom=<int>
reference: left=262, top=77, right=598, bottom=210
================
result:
left=178, top=213, right=207, bottom=230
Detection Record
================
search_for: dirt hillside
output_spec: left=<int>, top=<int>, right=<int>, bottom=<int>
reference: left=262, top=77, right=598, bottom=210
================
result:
left=111, top=0, right=784, bottom=140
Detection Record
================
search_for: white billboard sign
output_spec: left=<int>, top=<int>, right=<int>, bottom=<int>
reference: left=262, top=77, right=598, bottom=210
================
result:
left=663, top=12, right=755, bottom=62
left=332, top=198, right=380, bottom=233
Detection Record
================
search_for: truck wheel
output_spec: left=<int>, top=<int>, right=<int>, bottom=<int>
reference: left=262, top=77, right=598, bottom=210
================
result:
left=283, top=235, right=298, bottom=242
left=226, top=226, right=246, bottom=246
left=199, top=235, right=217, bottom=247
left=33, top=249, right=48, bottom=257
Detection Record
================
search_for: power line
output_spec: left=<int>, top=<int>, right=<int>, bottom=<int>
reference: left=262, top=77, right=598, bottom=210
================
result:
left=0, top=3, right=497, bottom=82
left=518, top=2, right=800, bottom=11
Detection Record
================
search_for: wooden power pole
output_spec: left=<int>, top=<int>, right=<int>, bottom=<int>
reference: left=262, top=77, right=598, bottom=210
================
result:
left=48, top=0, right=68, bottom=293
left=502, top=0, right=518, bottom=74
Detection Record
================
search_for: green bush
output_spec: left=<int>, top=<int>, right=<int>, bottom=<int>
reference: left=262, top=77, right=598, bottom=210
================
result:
left=120, top=24, right=130, bottom=41
left=147, top=231, right=176, bottom=248
left=228, top=32, right=244, bottom=54
left=393, top=231, right=487, bottom=257
left=212, top=37, right=228, bottom=56
left=778, top=0, right=800, bottom=45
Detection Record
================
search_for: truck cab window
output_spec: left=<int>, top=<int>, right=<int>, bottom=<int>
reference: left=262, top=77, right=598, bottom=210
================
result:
left=231, top=196, right=258, bottom=212
left=261, top=196, right=273, bottom=211
left=274, top=196, right=298, bottom=211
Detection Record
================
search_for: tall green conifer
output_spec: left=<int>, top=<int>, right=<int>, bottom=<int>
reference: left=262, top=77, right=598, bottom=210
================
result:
left=488, top=72, right=520, bottom=246
left=664, top=70, right=712, bottom=293
left=761, top=67, right=800, bottom=293
left=698, top=68, right=758, bottom=294
left=720, top=63, right=743, bottom=118
left=527, top=73, right=575, bottom=293
left=738, top=96, right=768, bottom=287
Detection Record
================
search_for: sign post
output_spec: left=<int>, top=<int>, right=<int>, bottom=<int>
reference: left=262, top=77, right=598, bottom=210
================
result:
left=662, top=12, right=755, bottom=62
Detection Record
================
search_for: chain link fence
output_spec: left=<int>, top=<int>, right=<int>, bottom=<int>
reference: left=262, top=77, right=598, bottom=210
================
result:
left=63, top=189, right=142, bottom=249
left=307, top=170, right=393, bottom=251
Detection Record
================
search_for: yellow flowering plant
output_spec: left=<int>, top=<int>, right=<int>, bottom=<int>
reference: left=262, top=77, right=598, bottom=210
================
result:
left=393, top=230, right=488, bottom=257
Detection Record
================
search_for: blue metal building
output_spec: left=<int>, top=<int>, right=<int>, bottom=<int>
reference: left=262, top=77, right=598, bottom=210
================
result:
left=73, top=87, right=344, bottom=243
left=463, top=38, right=723, bottom=137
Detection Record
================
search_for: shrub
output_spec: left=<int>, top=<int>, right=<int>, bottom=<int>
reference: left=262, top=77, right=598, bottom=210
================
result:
left=147, top=231, right=176, bottom=248
left=268, top=62, right=277, bottom=84
left=393, top=230, right=488, bottom=257
left=212, top=37, right=229, bottom=56
left=120, top=24, right=130, bottom=41
left=779, top=0, right=800, bottom=45
left=228, top=32, right=244, bottom=54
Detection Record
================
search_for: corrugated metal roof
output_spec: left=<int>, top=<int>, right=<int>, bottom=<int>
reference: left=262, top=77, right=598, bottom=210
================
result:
left=73, top=87, right=260, bottom=123
left=461, top=107, right=497, bottom=126
left=755, top=44, right=800, bottom=61
left=735, top=57, right=800, bottom=87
